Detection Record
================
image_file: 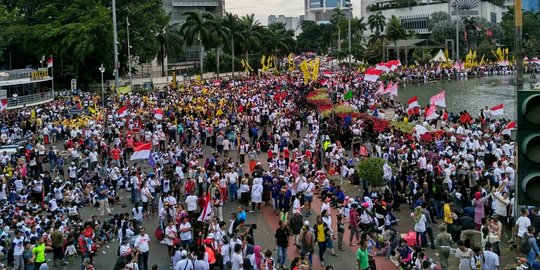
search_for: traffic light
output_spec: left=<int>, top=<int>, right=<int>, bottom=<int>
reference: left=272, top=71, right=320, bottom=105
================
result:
left=517, top=90, right=540, bottom=205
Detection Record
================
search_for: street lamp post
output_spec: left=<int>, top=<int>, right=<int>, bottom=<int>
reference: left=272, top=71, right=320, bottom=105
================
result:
left=348, top=3, right=352, bottom=69
left=99, top=64, right=105, bottom=106
left=126, top=17, right=132, bottom=87
left=454, top=3, right=460, bottom=61
left=112, top=0, right=120, bottom=91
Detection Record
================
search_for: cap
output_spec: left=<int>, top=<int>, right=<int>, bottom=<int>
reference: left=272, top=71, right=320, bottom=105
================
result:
left=181, top=250, right=188, bottom=257
left=207, top=233, right=214, bottom=239
left=304, top=220, right=309, bottom=226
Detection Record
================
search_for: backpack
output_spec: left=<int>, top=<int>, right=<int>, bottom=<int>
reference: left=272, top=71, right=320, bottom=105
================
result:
left=301, top=230, right=314, bottom=252
left=520, top=235, right=533, bottom=254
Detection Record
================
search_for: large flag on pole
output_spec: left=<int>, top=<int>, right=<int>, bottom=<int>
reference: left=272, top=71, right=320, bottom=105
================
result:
left=154, top=108, right=164, bottom=120
left=197, top=193, right=213, bottom=222
left=490, top=103, right=504, bottom=116
left=0, top=99, right=7, bottom=111
left=364, top=69, right=383, bottom=82
left=429, top=90, right=446, bottom=107
left=374, top=82, right=385, bottom=95
left=501, top=121, right=516, bottom=135
left=386, top=82, right=398, bottom=96
left=130, top=143, right=152, bottom=160
left=425, top=103, right=438, bottom=120
left=407, top=96, right=419, bottom=110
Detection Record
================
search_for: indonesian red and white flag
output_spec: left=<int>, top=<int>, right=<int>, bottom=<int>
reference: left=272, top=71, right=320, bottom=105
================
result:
left=46, top=57, right=53, bottom=68
left=425, top=103, right=438, bottom=120
left=375, top=82, right=385, bottom=95
left=197, top=193, right=213, bottom=222
left=375, top=63, right=390, bottom=72
left=320, top=78, right=329, bottom=86
left=490, top=103, right=504, bottom=116
left=213, top=80, right=221, bottom=86
left=130, top=142, right=152, bottom=160
left=364, top=69, right=383, bottom=82
left=0, top=99, right=7, bottom=111
left=154, top=108, right=164, bottom=120
left=387, top=60, right=402, bottom=71
left=408, top=96, right=419, bottom=110
left=501, top=121, right=516, bottom=135
left=117, top=106, right=128, bottom=117
left=415, top=124, right=429, bottom=135
left=386, top=82, right=398, bottom=96
left=429, top=91, right=446, bottom=107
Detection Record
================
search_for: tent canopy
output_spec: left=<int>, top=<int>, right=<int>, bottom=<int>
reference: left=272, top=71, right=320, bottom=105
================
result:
left=432, top=49, right=447, bottom=62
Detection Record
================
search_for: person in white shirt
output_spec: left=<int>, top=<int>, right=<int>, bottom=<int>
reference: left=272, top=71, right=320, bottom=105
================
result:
left=230, top=243, right=244, bottom=270
left=134, top=227, right=150, bottom=270
left=186, top=194, right=198, bottom=216
left=483, top=242, right=499, bottom=270
left=12, top=230, right=25, bottom=270
left=179, top=217, right=192, bottom=250
left=174, top=250, right=194, bottom=270
left=515, top=207, right=531, bottom=258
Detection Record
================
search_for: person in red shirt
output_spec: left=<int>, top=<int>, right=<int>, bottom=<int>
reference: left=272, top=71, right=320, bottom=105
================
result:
left=283, top=147, right=290, bottom=167
left=125, top=135, right=134, bottom=157
left=110, top=146, right=121, bottom=167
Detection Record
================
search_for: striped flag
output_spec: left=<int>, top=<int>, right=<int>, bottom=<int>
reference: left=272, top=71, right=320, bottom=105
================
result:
left=490, top=103, right=504, bottom=116
left=197, top=192, right=213, bottom=222
left=130, top=143, right=152, bottom=160
left=430, top=91, right=446, bottom=107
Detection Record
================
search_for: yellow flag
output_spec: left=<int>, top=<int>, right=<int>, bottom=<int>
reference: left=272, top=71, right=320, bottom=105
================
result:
left=116, top=85, right=132, bottom=95
left=505, top=48, right=509, bottom=61
left=260, top=55, right=267, bottom=71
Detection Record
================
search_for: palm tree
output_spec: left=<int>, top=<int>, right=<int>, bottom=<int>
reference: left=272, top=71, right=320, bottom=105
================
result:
left=181, top=11, right=210, bottom=75
left=385, top=15, right=406, bottom=44
left=224, top=13, right=241, bottom=77
left=239, top=14, right=263, bottom=65
left=155, top=24, right=183, bottom=77
left=330, top=8, right=346, bottom=50
left=368, top=11, right=386, bottom=37
left=261, top=26, right=294, bottom=70
left=204, top=13, right=229, bottom=78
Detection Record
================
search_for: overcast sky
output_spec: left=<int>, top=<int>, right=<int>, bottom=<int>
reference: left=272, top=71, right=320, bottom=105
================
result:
left=225, top=0, right=304, bottom=25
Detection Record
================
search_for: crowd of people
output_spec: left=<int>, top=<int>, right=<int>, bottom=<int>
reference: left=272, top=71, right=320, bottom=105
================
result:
left=0, top=62, right=531, bottom=270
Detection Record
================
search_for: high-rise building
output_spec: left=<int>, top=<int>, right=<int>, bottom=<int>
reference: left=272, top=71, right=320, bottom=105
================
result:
left=267, top=15, right=304, bottom=36
left=305, top=0, right=352, bottom=23
left=162, top=0, right=224, bottom=62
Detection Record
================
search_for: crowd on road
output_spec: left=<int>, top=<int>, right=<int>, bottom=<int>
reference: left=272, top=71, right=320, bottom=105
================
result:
left=0, top=64, right=531, bottom=270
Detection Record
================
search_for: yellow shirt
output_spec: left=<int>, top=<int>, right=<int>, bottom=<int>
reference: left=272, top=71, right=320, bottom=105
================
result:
left=444, top=203, right=453, bottom=224
left=317, top=224, right=325, bottom=243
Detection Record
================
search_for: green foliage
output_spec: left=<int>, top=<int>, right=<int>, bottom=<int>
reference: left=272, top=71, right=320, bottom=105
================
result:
left=385, top=15, right=406, bottom=42
left=0, top=0, right=168, bottom=85
left=364, top=39, right=384, bottom=64
left=356, top=157, right=390, bottom=185
left=368, top=11, right=386, bottom=37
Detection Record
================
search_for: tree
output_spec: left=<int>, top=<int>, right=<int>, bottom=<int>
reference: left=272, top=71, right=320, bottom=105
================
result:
left=223, top=12, right=241, bottom=77
left=357, top=157, right=393, bottom=186
left=181, top=11, right=211, bottom=76
left=239, top=14, right=263, bottom=64
left=428, top=11, right=451, bottom=30
left=261, top=25, right=294, bottom=70
left=155, top=24, right=183, bottom=77
left=368, top=11, right=386, bottom=37
left=385, top=15, right=406, bottom=44
left=296, top=20, right=332, bottom=53
left=204, top=13, right=229, bottom=78
left=330, top=8, right=346, bottom=50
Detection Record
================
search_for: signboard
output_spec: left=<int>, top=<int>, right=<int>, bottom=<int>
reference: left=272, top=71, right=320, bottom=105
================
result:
left=31, top=69, right=49, bottom=80
left=451, top=10, right=479, bottom=16
left=71, top=79, right=77, bottom=91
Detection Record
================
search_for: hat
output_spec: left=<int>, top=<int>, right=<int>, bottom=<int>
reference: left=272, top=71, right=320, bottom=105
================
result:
left=181, top=250, right=188, bottom=257
left=304, top=220, right=310, bottom=226
left=203, top=238, right=213, bottom=245
left=207, top=233, right=214, bottom=239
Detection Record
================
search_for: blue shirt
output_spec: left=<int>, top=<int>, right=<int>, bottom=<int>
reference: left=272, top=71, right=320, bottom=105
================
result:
left=96, top=184, right=108, bottom=200
left=237, top=211, right=246, bottom=222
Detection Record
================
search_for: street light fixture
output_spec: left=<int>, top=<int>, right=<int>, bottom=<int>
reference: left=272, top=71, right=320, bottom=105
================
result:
left=99, top=64, right=105, bottom=106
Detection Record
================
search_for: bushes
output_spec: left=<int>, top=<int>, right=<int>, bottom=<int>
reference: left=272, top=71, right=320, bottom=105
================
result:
left=356, top=157, right=388, bottom=186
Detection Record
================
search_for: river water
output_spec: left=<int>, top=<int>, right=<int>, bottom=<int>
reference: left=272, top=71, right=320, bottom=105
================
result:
left=395, top=75, right=530, bottom=119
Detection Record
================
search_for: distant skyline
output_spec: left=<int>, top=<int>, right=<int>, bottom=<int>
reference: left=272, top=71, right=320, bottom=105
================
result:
left=225, top=0, right=304, bottom=25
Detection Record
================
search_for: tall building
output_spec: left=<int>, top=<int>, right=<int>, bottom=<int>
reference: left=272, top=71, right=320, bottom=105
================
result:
left=162, top=0, right=224, bottom=62
left=305, top=0, right=352, bottom=23
left=267, top=15, right=304, bottom=35
left=361, top=0, right=505, bottom=35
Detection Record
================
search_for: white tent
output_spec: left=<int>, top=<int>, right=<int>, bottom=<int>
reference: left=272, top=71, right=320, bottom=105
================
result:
left=432, top=49, right=447, bottom=62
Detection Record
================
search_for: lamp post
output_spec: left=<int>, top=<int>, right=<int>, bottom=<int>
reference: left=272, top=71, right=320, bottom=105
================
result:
left=112, top=0, right=120, bottom=91
left=348, top=3, right=352, bottom=69
left=99, top=64, right=105, bottom=106
left=453, top=3, right=460, bottom=61
left=126, top=17, right=132, bottom=87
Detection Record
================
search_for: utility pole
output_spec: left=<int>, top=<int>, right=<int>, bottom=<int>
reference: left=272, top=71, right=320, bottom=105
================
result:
left=515, top=0, right=524, bottom=90
left=454, top=4, right=460, bottom=61
left=112, top=0, right=120, bottom=91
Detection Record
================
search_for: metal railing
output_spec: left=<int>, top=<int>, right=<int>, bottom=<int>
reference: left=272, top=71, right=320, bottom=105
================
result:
left=8, top=91, right=54, bottom=108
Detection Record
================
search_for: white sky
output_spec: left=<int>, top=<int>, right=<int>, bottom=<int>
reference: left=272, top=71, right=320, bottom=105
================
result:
left=224, top=0, right=305, bottom=25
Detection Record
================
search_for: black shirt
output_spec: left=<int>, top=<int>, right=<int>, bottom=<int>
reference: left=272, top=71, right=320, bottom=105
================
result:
left=275, top=227, right=291, bottom=247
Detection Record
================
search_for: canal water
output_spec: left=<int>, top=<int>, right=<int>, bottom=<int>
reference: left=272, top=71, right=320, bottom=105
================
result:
left=395, top=75, right=530, bottom=119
